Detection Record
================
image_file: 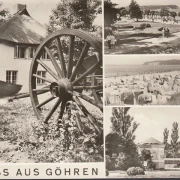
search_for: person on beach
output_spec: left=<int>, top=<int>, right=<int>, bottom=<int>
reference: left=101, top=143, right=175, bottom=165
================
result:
left=162, top=27, right=166, bottom=38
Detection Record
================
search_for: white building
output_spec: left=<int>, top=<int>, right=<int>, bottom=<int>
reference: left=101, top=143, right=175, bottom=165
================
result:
left=0, top=4, right=49, bottom=93
left=138, top=137, right=165, bottom=169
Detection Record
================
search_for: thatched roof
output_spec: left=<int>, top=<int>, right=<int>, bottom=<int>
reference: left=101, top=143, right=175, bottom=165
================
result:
left=139, top=137, right=162, bottom=145
left=0, top=7, right=47, bottom=44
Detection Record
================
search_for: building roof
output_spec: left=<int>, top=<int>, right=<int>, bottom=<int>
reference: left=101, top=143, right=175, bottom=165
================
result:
left=0, top=6, right=47, bottom=44
left=139, top=137, right=162, bottom=145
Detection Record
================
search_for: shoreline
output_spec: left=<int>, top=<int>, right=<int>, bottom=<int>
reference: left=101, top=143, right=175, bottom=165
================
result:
left=105, top=70, right=180, bottom=84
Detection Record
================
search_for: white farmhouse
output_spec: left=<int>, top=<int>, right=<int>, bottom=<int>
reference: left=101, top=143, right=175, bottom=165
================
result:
left=0, top=4, right=48, bottom=92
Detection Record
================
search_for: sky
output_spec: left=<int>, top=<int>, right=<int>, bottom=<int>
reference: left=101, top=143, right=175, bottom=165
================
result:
left=105, top=107, right=180, bottom=144
left=105, top=55, right=180, bottom=65
left=0, top=0, right=102, bottom=26
left=111, top=0, right=180, bottom=8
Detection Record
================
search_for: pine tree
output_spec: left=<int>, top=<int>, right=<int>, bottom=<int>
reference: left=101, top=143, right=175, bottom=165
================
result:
left=47, top=0, right=101, bottom=33
left=163, top=128, right=169, bottom=147
left=163, top=128, right=169, bottom=157
left=171, top=122, right=179, bottom=157
left=129, top=0, right=142, bottom=21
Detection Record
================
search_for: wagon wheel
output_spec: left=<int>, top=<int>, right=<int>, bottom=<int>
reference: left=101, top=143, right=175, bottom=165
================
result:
left=29, top=29, right=103, bottom=134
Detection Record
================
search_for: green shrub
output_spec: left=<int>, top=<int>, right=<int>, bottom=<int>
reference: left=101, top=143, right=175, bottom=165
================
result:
left=146, top=23, right=151, bottom=28
left=115, top=153, right=144, bottom=171
left=140, top=23, right=146, bottom=27
left=147, top=160, right=156, bottom=170
left=106, top=155, right=116, bottom=170
left=140, top=23, right=151, bottom=28
left=127, top=167, right=145, bottom=176
left=136, top=167, right=145, bottom=175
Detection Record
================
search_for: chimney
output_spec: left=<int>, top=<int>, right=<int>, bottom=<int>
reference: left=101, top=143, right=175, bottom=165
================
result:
left=17, top=4, right=26, bottom=12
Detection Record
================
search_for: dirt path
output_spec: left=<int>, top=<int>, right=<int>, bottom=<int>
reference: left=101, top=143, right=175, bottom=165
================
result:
left=0, top=141, right=34, bottom=163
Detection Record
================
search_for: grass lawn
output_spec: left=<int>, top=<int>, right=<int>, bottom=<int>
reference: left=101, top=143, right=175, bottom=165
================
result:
left=108, top=170, right=180, bottom=178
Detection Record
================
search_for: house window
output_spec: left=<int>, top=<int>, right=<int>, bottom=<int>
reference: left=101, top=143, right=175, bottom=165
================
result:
left=29, top=47, right=37, bottom=59
left=14, top=46, right=26, bottom=58
left=6, top=71, right=18, bottom=84
left=37, top=71, right=46, bottom=85
left=41, top=50, right=50, bottom=60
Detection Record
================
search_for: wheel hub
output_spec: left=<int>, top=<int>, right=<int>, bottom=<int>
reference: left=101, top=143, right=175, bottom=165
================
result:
left=50, top=79, right=72, bottom=100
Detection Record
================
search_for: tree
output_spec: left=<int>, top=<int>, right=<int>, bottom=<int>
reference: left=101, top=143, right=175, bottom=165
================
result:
left=171, top=122, right=179, bottom=157
left=120, top=8, right=128, bottom=17
left=163, top=128, right=169, bottom=148
left=47, top=0, right=101, bottom=33
left=104, top=0, right=118, bottom=27
left=171, top=11, right=177, bottom=21
left=106, top=107, right=142, bottom=171
left=160, top=8, right=169, bottom=20
left=111, top=107, right=139, bottom=141
left=163, top=128, right=169, bottom=157
left=178, top=12, right=180, bottom=17
left=141, top=149, right=156, bottom=170
left=129, top=0, right=142, bottom=21
left=141, top=149, right=152, bottom=161
left=0, top=2, right=10, bottom=23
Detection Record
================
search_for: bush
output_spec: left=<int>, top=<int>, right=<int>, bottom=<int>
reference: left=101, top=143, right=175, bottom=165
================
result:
left=113, top=24, right=133, bottom=29
left=136, top=167, right=145, bottom=175
left=158, top=27, right=163, bottom=31
left=127, top=167, right=145, bottom=176
left=115, top=153, right=144, bottom=171
left=140, top=23, right=146, bottom=28
left=146, top=24, right=151, bottom=28
left=140, top=23, right=151, bottom=28
left=147, top=160, right=156, bottom=170
left=106, top=155, right=116, bottom=171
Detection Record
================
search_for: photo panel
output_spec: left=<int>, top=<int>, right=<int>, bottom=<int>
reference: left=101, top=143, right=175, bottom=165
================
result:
left=105, top=55, right=180, bottom=106
left=0, top=0, right=104, bottom=167
left=105, top=106, right=180, bottom=178
left=104, top=0, right=180, bottom=54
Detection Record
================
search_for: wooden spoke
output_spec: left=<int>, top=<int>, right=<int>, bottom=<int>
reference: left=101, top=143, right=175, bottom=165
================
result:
left=73, top=96, right=101, bottom=134
left=55, top=37, right=66, bottom=78
left=74, top=92, right=103, bottom=111
left=70, top=42, right=89, bottom=81
left=57, top=101, right=66, bottom=119
left=91, top=76, right=102, bottom=104
left=36, top=96, right=55, bottom=109
left=72, top=62, right=100, bottom=85
left=67, top=35, right=75, bottom=78
left=92, top=90, right=103, bottom=104
left=44, top=98, right=61, bottom=124
left=37, top=59, right=59, bottom=80
left=33, top=88, right=50, bottom=92
left=33, top=74, right=53, bottom=83
left=44, top=46, right=63, bottom=78
left=73, top=86, right=102, bottom=90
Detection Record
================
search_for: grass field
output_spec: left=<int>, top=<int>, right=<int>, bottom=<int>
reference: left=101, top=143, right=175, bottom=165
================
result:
left=105, top=18, right=180, bottom=54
